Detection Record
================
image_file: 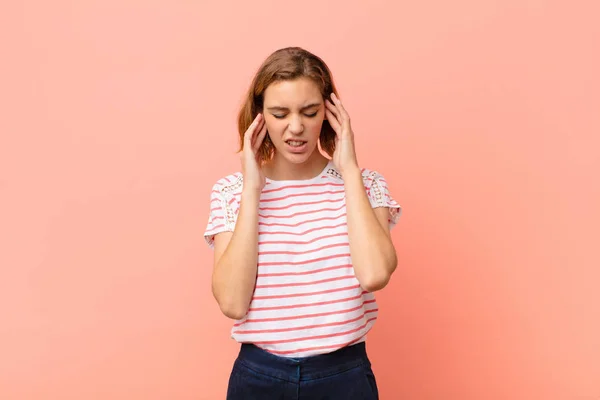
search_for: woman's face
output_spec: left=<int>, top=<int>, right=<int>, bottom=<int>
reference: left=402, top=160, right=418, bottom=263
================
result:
left=262, top=77, right=325, bottom=164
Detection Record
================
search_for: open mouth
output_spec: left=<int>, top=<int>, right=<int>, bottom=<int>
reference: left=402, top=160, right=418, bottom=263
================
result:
left=286, top=140, right=307, bottom=148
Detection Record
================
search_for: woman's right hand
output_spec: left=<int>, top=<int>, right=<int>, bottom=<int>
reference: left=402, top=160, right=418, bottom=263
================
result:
left=241, top=113, right=268, bottom=193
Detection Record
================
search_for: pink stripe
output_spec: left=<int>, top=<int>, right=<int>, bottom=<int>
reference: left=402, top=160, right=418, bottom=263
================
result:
left=258, top=243, right=348, bottom=257
left=237, top=301, right=371, bottom=326
left=259, top=204, right=345, bottom=219
left=255, top=275, right=355, bottom=289
left=264, top=335, right=367, bottom=356
left=252, top=284, right=360, bottom=300
left=261, top=182, right=344, bottom=194
left=259, top=222, right=346, bottom=236
left=261, top=189, right=345, bottom=203
left=259, top=198, right=343, bottom=211
left=233, top=311, right=376, bottom=335
left=259, top=232, right=347, bottom=246
left=259, top=213, right=346, bottom=227
left=258, top=264, right=352, bottom=278
left=249, top=317, right=377, bottom=345
left=248, top=292, right=367, bottom=312
left=258, top=253, right=350, bottom=267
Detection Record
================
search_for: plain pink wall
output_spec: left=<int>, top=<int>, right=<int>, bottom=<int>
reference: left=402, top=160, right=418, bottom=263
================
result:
left=1, top=1, right=599, bottom=399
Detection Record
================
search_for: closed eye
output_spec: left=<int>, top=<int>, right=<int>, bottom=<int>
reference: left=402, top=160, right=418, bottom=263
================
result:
left=272, top=112, right=318, bottom=119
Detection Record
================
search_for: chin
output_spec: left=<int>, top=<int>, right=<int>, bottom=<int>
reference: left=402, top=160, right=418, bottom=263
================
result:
left=281, top=148, right=318, bottom=164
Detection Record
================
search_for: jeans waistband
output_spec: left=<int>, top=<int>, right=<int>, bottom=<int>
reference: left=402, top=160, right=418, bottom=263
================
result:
left=235, top=342, right=371, bottom=382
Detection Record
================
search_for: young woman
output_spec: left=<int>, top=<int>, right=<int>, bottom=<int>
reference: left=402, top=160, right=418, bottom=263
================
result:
left=204, top=47, right=401, bottom=399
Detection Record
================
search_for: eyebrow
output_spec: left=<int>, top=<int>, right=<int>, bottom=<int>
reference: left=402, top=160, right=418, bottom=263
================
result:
left=266, top=103, right=322, bottom=112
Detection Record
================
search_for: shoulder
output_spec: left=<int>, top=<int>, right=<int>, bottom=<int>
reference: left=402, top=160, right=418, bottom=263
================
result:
left=360, top=166, right=388, bottom=188
left=210, top=172, right=244, bottom=197
left=359, top=167, right=383, bottom=182
left=323, top=164, right=387, bottom=187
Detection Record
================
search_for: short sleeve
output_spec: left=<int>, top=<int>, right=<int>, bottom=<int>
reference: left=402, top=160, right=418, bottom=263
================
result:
left=204, top=183, right=239, bottom=249
left=364, top=171, right=402, bottom=229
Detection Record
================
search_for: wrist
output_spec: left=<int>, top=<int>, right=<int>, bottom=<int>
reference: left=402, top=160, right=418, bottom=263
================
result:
left=342, top=165, right=364, bottom=193
left=340, top=164, right=361, bottom=180
left=241, top=187, right=261, bottom=203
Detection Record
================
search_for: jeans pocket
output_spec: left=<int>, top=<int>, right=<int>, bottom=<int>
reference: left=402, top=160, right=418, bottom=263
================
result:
left=226, top=360, right=293, bottom=400
left=226, top=361, right=245, bottom=399
left=362, top=364, right=379, bottom=399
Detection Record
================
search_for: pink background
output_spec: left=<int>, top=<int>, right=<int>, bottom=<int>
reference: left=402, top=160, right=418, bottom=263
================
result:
left=1, top=1, right=599, bottom=399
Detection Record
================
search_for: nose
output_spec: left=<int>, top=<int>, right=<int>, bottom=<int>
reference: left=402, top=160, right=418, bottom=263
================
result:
left=288, top=114, right=304, bottom=135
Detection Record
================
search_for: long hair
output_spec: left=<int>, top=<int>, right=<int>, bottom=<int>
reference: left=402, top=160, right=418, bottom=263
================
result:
left=237, top=47, right=339, bottom=164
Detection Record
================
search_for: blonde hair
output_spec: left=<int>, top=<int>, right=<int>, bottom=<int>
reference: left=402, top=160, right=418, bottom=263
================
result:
left=237, top=47, right=339, bottom=164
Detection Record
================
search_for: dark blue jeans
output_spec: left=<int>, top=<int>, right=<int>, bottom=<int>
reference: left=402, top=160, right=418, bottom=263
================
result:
left=226, top=342, right=379, bottom=399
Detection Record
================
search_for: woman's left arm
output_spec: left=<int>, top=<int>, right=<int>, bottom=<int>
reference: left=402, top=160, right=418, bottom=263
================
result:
left=343, top=169, right=398, bottom=292
left=325, top=93, right=398, bottom=292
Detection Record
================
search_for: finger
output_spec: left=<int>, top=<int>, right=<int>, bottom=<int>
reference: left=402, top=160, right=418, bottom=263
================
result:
left=325, top=109, right=341, bottom=134
left=253, top=122, right=268, bottom=152
left=331, top=92, right=343, bottom=106
left=251, top=118, right=265, bottom=145
left=331, top=93, right=350, bottom=122
left=248, top=118, right=265, bottom=152
left=325, top=99, right=341, bottom=122
left=244, top=113, right=262, bottom=144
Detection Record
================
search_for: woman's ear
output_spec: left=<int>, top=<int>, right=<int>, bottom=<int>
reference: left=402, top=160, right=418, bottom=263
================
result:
left=261, top=132, right=272, bottom=151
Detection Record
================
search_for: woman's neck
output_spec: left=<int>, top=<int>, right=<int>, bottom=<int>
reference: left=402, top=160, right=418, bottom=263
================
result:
left=263, top=152, right=330, bottom=182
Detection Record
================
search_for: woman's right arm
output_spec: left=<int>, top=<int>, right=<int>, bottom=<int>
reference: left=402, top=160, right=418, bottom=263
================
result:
left=211, top=189, right=261, bottom=320
left=211, top=113, right=267, bottom=320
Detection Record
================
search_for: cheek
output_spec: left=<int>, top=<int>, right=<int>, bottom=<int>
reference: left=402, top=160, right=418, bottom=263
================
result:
left=265, top=119, right=284, bottom=138
left=307, top=119, right=324, bottom=139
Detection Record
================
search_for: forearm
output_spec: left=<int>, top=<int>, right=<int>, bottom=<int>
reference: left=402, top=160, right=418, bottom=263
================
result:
left=344, top=168, right=397, bottom=292
left=212, top=190, right=260, bottom=319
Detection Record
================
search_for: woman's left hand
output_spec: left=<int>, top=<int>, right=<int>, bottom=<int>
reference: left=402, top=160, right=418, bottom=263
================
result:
left=325, top=93, right=360, bottom=177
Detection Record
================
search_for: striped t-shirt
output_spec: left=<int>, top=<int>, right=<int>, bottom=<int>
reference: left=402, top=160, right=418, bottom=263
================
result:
left=204, top=160, right=401, bottom=358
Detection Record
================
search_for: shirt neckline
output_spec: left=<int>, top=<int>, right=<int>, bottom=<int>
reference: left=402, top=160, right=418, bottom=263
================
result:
left=265, top=160, right=332, bottom=185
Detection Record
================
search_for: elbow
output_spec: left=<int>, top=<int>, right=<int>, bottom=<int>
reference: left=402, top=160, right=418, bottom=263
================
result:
left=222, top=308, right=247, bottom=320
left=212, top=285, right=249, bottom=320
left=360, top=256, right=397, bottom=293
left=361, top=274, right=391, bottom=292
left=218, top=301, right=248, bottom=320
left=212, top=278, right=249, bottom=320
